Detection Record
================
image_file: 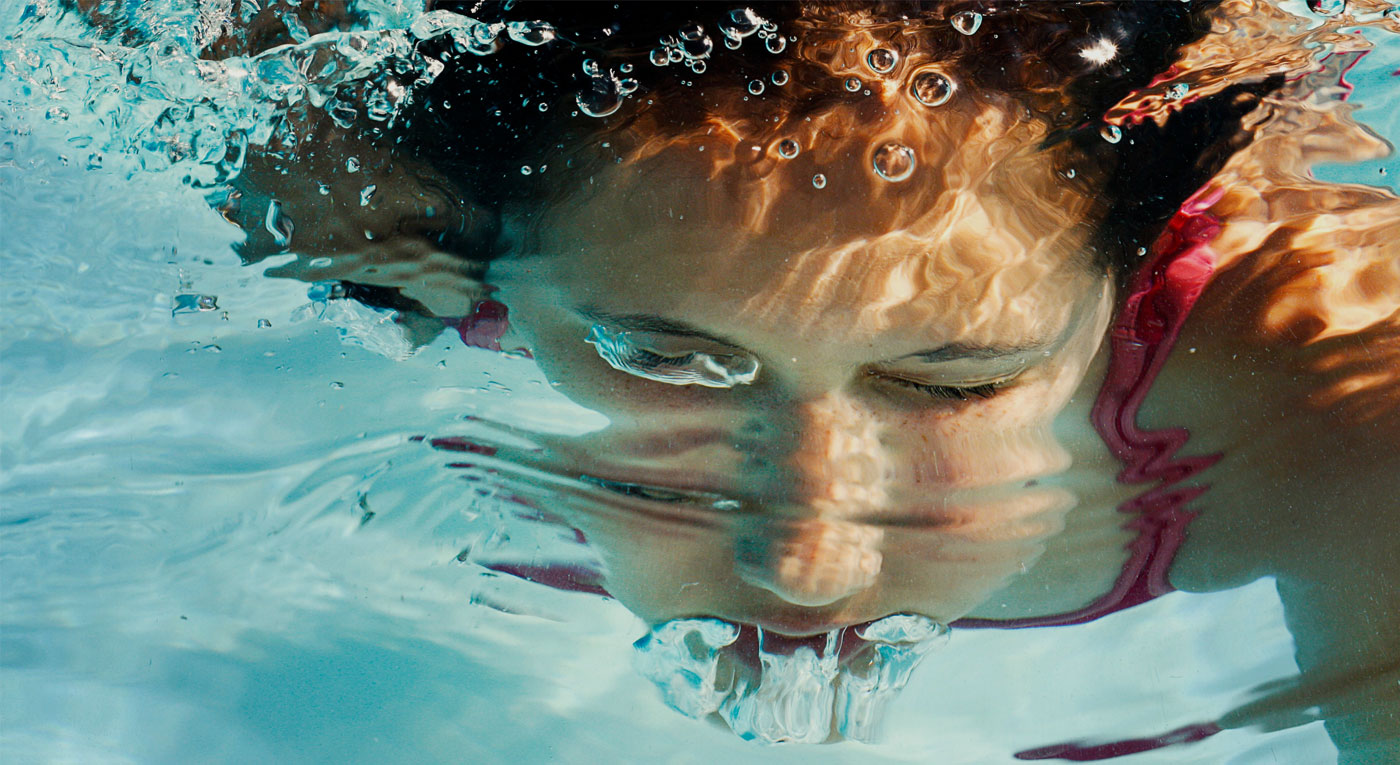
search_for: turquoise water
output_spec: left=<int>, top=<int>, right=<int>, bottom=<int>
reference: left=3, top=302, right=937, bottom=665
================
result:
left=2, top=2, right=1397, bottom=762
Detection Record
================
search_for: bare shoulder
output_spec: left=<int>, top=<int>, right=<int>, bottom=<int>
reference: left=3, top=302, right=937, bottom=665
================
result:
left=1142, top=184, right=1400, bottom=594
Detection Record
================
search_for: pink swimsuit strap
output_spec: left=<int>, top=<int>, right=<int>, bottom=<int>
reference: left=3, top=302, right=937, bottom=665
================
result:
left=956, top=186, right=1226, bottom=630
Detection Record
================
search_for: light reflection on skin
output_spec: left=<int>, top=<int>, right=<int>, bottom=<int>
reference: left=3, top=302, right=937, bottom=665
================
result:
left=487, top=102, right=1121, bottom=635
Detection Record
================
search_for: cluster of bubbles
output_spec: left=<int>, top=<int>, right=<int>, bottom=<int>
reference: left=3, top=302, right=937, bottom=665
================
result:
left=3, top=5, right=446, bottom=186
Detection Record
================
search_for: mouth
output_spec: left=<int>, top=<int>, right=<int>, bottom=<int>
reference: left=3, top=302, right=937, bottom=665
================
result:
left=632, top=613, right=949, bottom=744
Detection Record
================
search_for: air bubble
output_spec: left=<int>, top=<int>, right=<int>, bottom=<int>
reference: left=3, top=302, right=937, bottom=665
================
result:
left=951, top=11, right=982, bottom=35
left=506, top=20, right=556, bottom=46
left=345, top=156, right=360, bottom=173
left=680, top=22, right=705, bottom=41
left=909, top=68, right=955, bottom=107
left=620, top=62, right=634, bottom=74
left=359, top=184, right=377, bottom=206
left=765, top=35, right=786, bottom=54
left=872, top=142, right=915, bottom=182
left=650, top=48, right=669, bottom=66
left=866, top=48, right=897, bottom=74
left=771, top=70, right=789, bottom=86
left=844, top=77, right=862, bottom=92
left=618, top=78, right=639, bottom=94
left=721, top=7, right=763, bottom=40
left=520, top=165, right=532, bottom=175
left=265, top=199, right=294, bottom=249
left=1100, top=125, right=1122, bottom=144
left=777, top=139, right=799, bottom=159
left=538, top=102, right=549, bottom=112
left=257, top=319, right=272, bottom=329
left=690, top=60, right=707, bottom=74
left=748, top=79, right=765, bottom=95
left=576, top=78, right=624, bottom=117
left=812, top=173, right=827, bottom=189
left=582, top=58, right=601, bottom=77
left=1165, top=83, right=1190, bottom=101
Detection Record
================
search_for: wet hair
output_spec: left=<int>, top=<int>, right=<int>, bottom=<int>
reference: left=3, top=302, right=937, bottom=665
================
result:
left=393, top=1, right=1279, bottom=284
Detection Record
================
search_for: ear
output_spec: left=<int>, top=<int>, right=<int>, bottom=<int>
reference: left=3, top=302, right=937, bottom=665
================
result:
left=227, top=117, right=499, bottom=320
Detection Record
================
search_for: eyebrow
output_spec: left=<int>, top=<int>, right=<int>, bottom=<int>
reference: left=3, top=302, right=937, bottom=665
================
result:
left=900, top=342, right=1051, bottom=363
left=577, top=307, right=744, bottom=348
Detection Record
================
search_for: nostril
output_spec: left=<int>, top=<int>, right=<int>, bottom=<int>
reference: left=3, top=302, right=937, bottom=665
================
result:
left=733, top=519, right=884, bottom=607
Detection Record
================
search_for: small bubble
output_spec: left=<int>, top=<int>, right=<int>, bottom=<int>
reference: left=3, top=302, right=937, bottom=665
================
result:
left=1136, top=247, right=1148, bottom=256
left=844, top=77, right=862, bottom=92
left=771, top=70, right=789, bottom=86
left=690, top=60, right=707, bottom=74
left=537, top=102, right=549, bottom=112
left=582, top=58, right=601, bottom=77
left=1064, top=168, right=1076, bottom=179
left=1100, top=125, right=1123, bottom=144
left=866, top=47, right=898, bottom=74
left=812, top=173, right=827, bottom=189
left=345, top=156, right=360, bottom=173
left=1165, top=83, right=1190, bottom=101
left=359, top=184, right=377, bottom=206
left=257, top=318, right=272, bottom=328
left=910, top=68, right=955, bottom=107
left=765, top=35, right=786, bottom=53
left=330, top=381, right=344, bottom=390
left=777, top=139, right=800, bottom=159
left=748, top=79, right=765, bottom=95
left=872, top=142, right=916, bottom=182
left=618, top=78, right=639, bottom=94
left=650, top=48, right=669, bottom=66
left=668, top=47, right=684, bottom=63
left=723, top=36, right=741, bottom=50
left=620, top=62, right=634, bottom=74
left=680, top=22, right=704, bottom=41
left=520, top=165, right=533, bottom=176
left=951, top=10, right=983, bottom=35
left=316, top=182, right=330, bottom=195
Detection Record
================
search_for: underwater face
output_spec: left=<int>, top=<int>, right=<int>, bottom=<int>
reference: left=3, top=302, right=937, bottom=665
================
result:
left=490, top=102, right=1115, bottom=637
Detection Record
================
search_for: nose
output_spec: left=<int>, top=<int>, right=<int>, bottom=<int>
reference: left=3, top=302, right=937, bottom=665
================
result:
left=733, top=393, right=889, bottom=606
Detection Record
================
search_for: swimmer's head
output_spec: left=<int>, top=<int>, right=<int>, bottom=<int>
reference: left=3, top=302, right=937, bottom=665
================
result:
left=234, top=1, right=1278, bottom=634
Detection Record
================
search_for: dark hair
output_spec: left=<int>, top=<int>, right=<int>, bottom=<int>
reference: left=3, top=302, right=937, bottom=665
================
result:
left=392, top=1, right=1279, bottom=282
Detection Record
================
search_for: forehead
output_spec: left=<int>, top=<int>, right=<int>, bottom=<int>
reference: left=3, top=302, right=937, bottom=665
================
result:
left=517, top=103, right=1099, bottom=345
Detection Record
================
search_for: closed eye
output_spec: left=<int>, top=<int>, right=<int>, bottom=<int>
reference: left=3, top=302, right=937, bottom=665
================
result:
left=882, top=375, right=1004, bottom=401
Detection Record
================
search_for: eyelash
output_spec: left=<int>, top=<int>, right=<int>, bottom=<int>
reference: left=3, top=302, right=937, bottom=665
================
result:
left=629, top=348, right=696, bottom=368
left=885, top=377, right=1003, bottom=401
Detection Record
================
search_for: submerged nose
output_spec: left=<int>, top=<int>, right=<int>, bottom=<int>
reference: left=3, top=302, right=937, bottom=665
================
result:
left=734, top=517, right=884, bottom=607
left=734, top=393, right=890, bottom=606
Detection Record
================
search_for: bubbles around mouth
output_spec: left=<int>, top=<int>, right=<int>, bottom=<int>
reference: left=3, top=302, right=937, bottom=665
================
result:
left=632, top=613, right=949, bottom=744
